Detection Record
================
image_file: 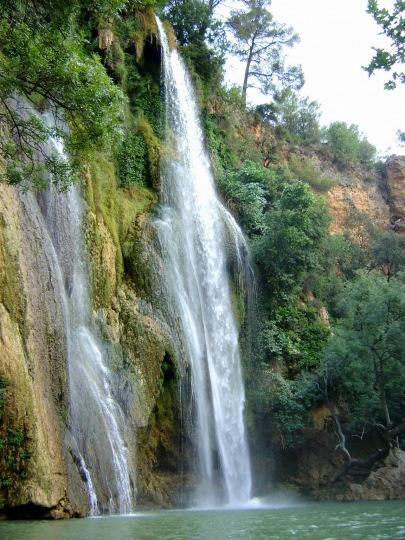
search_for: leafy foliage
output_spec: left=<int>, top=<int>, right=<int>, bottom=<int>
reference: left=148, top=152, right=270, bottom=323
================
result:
left=324, top=122, right=376, bottom=167
left=218, top=162, right=269, bottom=236
left=365, top=0, right=405, bottom=89
left=0, top=0, right=127, bottom=186
left=163, top=0, right=226, bottom=98
left=321, top=273, right=405, bottom=431
left=257, top=89, right=321, bottom=146
left=255, top=182, right=330, bottom=299
left=263, top=304, right=330, bottom=374
left=163, top=0, right=212, bottom=45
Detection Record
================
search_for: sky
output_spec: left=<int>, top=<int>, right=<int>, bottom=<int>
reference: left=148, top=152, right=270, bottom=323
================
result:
left=222, top=0, right=404, bottom=156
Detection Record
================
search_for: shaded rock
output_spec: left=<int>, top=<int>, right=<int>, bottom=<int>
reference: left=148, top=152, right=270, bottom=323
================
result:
left=0, top=184, right=88, bottom=517
left=386, top=155, right=405, bottom=232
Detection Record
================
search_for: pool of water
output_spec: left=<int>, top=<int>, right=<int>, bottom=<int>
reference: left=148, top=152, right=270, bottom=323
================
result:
left=1, top=500, right=404, bottom=540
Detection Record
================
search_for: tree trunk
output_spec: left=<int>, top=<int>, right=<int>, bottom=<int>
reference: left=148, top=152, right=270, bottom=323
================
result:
left=242, top=37, right=256, bottom=106
left=376, top=357, right=391, bottom=428
left=333, top=447, right=389, bottom=484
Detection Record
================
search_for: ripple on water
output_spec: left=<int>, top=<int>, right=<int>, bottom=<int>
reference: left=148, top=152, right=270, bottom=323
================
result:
left=0, top=500, right=405, bottom=540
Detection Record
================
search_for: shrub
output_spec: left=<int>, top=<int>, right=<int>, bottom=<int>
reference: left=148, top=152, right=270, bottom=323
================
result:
left=117, top=117, right=160, bottom=187
left=256, top=89, right=321, bottom=146
left=324, top=122, right=376, bottom=167
left=289, top=155, right=336, bottom=192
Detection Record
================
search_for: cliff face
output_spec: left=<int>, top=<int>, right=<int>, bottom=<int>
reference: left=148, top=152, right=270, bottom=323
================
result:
left=0, top=148, right=187, bottom=516
left=321, top=154, right=405, bottom=235
left=386, top=155, right=405, bottom=232
left=0, top=185, right=87, bottom=518
left=83, top=154, right=187, bottom=507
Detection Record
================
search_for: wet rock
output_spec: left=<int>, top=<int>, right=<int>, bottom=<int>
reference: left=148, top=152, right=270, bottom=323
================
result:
left=386, top=155, right=405, bottom=232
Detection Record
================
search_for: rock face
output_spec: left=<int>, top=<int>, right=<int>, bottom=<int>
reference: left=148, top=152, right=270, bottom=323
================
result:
left=0, top=148, right=187, bottom=516
left=272, top=416, right=405, bottom=503
left=345, top=450, right=405, bottom=501
left=386, top=155, right=405, bottom=232
left=0, top=185, right=88, bottom=518
left=314, top=157, right=391, bottom=234
left=319, top=154, right=405, bottom=235
left=83, top=158, right=188, bottom=507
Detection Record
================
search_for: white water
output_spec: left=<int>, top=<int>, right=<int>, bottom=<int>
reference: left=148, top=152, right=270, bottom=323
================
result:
left=155, top=18, right=252, bottom=506
left=36, top=125, right=134, bottom=514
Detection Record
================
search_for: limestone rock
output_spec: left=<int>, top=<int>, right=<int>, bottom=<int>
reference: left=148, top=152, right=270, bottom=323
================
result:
left=345, top=449, right=405, bottom=501
left=0, top=185, right=88, bottom=517
left=386, top=155, right=405, bottom=232
left=98, top=26, right=114, bottom=51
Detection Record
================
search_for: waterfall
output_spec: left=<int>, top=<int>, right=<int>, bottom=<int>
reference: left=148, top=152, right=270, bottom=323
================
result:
left=155, top=18, right=252, bottom=506
left=35, top=120, right=134, bottom=515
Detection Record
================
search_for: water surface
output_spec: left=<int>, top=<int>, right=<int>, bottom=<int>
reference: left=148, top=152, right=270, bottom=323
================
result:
left=1, top=501, right=404, bottom=540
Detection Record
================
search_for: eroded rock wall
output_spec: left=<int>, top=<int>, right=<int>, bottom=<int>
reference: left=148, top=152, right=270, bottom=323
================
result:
left=386, top=155, right=405, bottom=232
left=0, top=145, right=187, bottom=516
left=0, top=185, right=88, bottom=518
left=83, top=153, right=187, bottom=507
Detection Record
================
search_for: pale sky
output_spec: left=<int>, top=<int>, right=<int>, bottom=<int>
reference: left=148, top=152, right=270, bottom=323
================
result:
left=222, top=0, right=404, bottom=156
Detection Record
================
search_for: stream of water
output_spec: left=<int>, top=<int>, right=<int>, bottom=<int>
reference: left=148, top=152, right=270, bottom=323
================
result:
left=33, top=123, right=134, bottom=514
left=155, top=18, right=252, bottom=507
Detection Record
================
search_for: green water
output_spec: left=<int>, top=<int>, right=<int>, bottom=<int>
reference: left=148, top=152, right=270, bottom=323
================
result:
left=1, top=501, right=404, bottom=540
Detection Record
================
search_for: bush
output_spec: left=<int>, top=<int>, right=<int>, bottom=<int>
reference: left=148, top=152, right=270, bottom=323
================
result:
left=218, top=162, right=268, bottom=236
left=256, top=89, right=321, bottom=146
left=288, top=155, right=336, bottom=192
left=324, top=122, right=376, bottom=167
left=254, top=182, right=330, bottom=299
left=118, top=117, right=160, bottom=187
left=118, top=131, right=149, bottom=187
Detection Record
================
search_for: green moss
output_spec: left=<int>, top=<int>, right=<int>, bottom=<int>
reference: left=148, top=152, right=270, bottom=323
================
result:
left=84, top=150, right=156, bottom=308
left=105, top=40, right=127, bottom=86
left=116, top=185, right=155, bottom=242
left=136, top=353, right=182, bottom=504
left=162, top=21, right=177, bottom=50
left=0, top=379, right=7, bottom=425
left=288, top=155, right=336, bottom=192
left=117, top=116, right=161, bottom=189
left=137, top=116, right=161, bottom=185
left=0, top=380, right=30, bottom=510
left=230, top=283, right=245, bottom=331
left=0, top=216, right=25, bottom=325
left=132, top=7, right=158, bottom=61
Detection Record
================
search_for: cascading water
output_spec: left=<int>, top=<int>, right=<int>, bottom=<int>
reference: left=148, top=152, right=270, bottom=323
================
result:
left=155, top=18, right=252, bottom=506
left=35, top=120, right=134, bottom=515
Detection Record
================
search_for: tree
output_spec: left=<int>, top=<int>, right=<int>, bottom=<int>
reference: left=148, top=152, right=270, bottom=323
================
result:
left=164, top=0, right=212, bottom=46
left=255, top=182, right=330, bottom=299
left=164, top=0, right=226, bottom=91
left=227, top=0, right=303, bottom=105
left=0, top=0, right=125, bottom=187
left=371, top=229, right=405, bottom=278
left=365, top=0, right=405, bottom=89
left=256, top=89, right=321, bottom=146
left=324, top=122, right=376, bottom=167
left=205, top=0, right=224, bottom=15
left=320, top=273, right=405, bottom=479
